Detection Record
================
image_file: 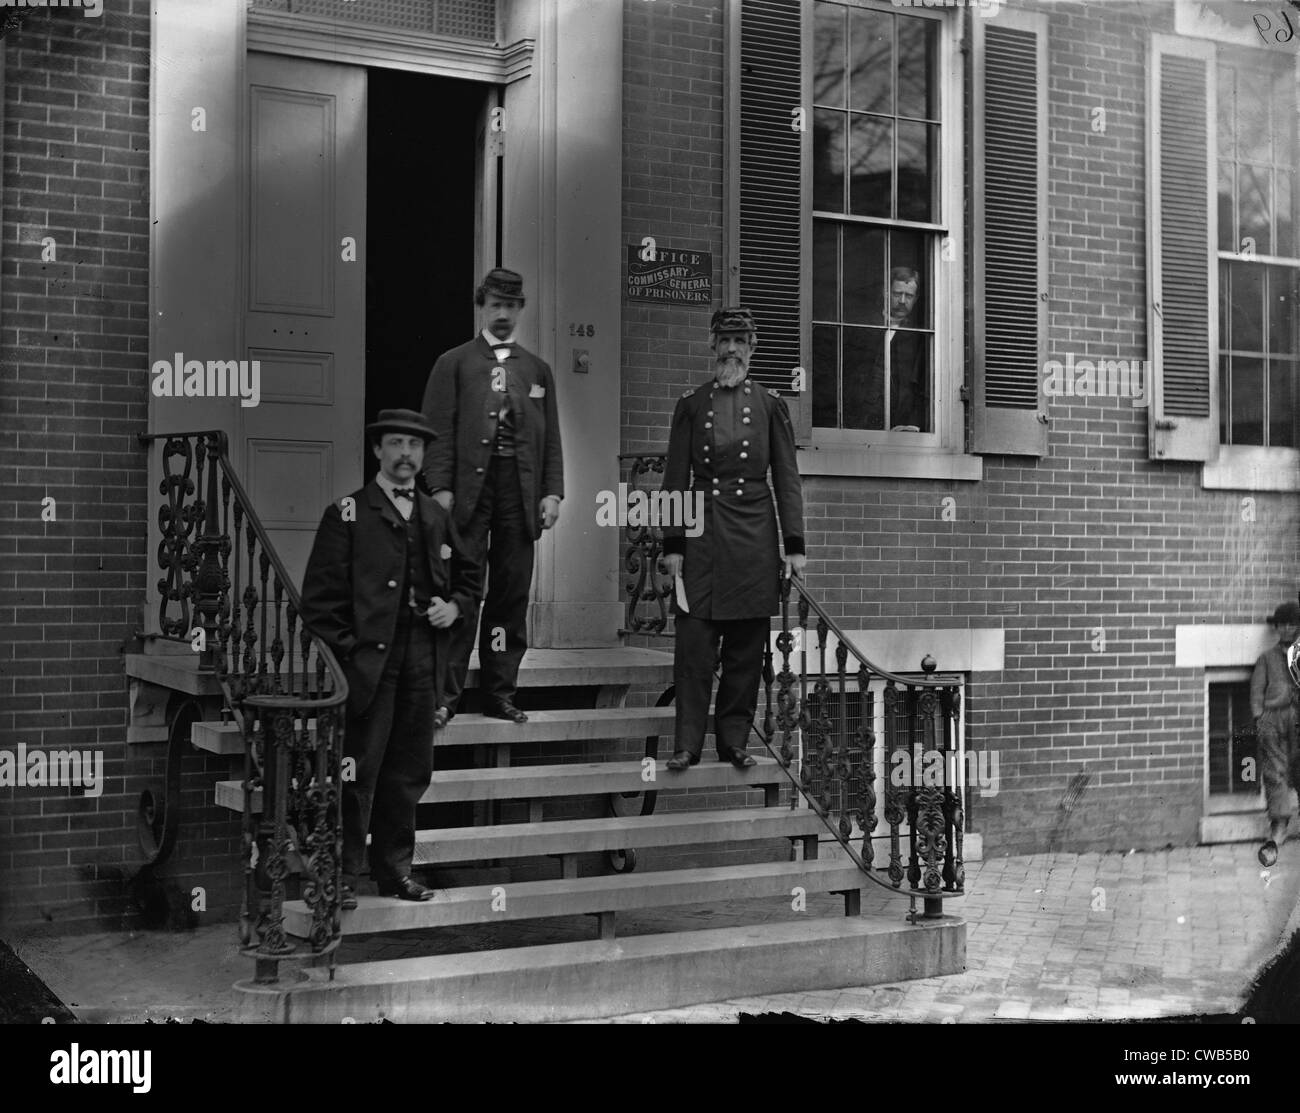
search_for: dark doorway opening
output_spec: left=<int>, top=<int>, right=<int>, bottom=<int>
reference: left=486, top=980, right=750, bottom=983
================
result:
left=364, top=69, right=482, bottom=482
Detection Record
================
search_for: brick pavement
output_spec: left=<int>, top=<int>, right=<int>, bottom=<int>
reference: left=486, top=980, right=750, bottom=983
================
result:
left=10, top=844, right=1297, bottom=1023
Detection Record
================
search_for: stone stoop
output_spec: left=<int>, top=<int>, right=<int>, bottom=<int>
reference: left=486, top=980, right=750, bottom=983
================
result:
left=236, top=914, right=966, bottom=1023
left=136, top=643, right=964, bottom=1018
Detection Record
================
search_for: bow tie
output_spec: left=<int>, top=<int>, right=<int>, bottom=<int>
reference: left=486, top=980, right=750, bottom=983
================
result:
left=391, top=488, right=415, bottom=501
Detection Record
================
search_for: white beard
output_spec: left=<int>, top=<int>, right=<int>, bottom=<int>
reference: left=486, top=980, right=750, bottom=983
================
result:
left=715, top=357, right=747, bottom=388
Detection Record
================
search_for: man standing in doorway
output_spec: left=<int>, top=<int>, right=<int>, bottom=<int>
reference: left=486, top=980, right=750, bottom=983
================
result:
left=421, top=269, right=564, bottom=724
left=660, top=307, right=807, bottom=771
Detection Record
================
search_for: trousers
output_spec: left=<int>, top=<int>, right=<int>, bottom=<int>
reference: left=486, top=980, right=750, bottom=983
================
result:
left=673, top=614, right=769, bottom=758
left=445, top=454, right=534, bottom=711
left=1258, top=705, right=1300, bottom=823
left=341, top=613, right=435, bottom=886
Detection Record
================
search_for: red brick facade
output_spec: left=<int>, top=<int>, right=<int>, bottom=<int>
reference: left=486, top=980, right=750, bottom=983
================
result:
left=0, top=0, right=1295, bottom=935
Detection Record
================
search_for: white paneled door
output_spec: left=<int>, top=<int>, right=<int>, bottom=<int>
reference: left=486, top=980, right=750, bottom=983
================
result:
left=243, top=54, right=366, bottom=590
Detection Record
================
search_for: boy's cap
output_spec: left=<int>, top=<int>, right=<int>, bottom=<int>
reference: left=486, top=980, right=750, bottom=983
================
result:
left=1268, top=602, right=1300, bottom=625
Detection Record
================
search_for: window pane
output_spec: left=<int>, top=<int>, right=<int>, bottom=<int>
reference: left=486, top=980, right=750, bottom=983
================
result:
left=842, top=325, right=886, bottom=429
left=849, top=115, right=892, bottom=218
left=897, top=120, right=935, bottom=223
left=1238, top=164, right=1271, bottom=256
left=814, top=2, right=846, bottom=109
left=1229, top=261, right=1264, bottom=351
left=1219, top=353, right=1230, bottom=443
left=842, top=223, right=885, bottom=325
left=1274, top=66, right=1296, bottom=165
left=889, top=332, right=931, bottom=431
left=1218, top=160, right=1235, bottom=252
left=1238, top=88, right=1270, bottom=164
left=814, top=222, right=839, bottom=321
left=814, top=109, right=846, bottom=213
left=812, top=324, right=840, bottom=428
left=1269, top=265, right=1297, bottom=354
left=1220, top=264, right=1229, bottom=349
left=1231, top=355, right=1264, bottom=444
left=897, top=16, right=935, bottom=120
left=889, top=229, right=929, bottom=330
left=1268, top=358, right=1297, bottom=447
left=1278, top=172, right=1295, bottom=260
left=849, top=6, right=891, bottom=116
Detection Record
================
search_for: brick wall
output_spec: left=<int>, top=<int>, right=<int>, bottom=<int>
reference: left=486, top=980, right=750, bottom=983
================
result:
left=0, top=1, right=241, bottom=937
left=619, top=0, right=1300, bottom=857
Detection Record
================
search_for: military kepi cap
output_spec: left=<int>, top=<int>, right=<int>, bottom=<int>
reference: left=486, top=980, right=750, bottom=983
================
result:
left=366, top=408, right=437, bottom=442
left=710, top=305, right=757, bottom=335
left=477, top=267, right=526, bottom=304
left=1268, top=602, right=1300, bottom=625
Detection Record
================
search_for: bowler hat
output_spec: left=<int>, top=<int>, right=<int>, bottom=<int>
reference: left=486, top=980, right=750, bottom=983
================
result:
left=476, top=267, right=526, bottom=305
left=710, top=305, right=758, bottom=335
left=365, top=408, right=437, bottom=443
left=1268, top=602, right=1300, bottom=625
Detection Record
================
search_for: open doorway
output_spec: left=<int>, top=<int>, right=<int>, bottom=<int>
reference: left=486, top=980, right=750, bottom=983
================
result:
left=364, top=69, right=484, bottom=481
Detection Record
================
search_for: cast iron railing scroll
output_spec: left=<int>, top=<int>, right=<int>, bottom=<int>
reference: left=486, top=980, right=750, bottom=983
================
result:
left=620, top=453, right=965, bottom=918
left=618, top=453, right=675, bottom=636
left=139, top=429, right=348, bottom=984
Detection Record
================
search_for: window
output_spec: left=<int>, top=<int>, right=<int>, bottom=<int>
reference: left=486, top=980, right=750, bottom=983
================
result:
left=811, top=3, right=938, bottom=434
left=1208, top=679, right=1260, bottom=802
left=1216, top=57, right=1300, bottom=449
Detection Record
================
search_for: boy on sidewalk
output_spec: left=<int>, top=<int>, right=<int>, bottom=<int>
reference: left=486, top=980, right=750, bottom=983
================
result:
left=1254, top=601, right=1300, bottom=866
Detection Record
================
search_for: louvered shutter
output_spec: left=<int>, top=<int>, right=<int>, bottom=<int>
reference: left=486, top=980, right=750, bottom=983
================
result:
left=972, top=9, right=1048, bottom=456
left=730, top=0, right=808, bottom=427
left=1147, top=35, right=1218, bottom=462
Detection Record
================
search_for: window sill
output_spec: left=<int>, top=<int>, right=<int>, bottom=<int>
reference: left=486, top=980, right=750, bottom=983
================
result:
left=1201, top=445, right=1300, bottom=491
left=797, top=441, right=983, bottom=481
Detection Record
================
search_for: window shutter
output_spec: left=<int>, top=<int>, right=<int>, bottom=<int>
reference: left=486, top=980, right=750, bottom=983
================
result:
left=972, top=9, right=1048, bottom=456
left=1147, top=35, right=1218, bottom=462
left=728, top=0, right=808, bottom=426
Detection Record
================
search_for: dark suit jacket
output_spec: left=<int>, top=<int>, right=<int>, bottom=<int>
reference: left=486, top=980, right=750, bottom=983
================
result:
left=420, top=335, right=564, bottom=539
left=299, top=481, right=483, bottom=717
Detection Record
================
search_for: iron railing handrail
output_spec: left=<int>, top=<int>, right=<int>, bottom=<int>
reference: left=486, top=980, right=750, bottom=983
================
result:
left=136, top=427, right=348, bottom=707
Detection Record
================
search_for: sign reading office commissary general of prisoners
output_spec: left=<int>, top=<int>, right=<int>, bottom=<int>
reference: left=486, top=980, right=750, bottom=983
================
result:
left=625, top=246, right=712, bottom=305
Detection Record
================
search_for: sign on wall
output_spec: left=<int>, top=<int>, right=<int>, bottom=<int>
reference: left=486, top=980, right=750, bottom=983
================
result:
left=625, top=246, right=712, bottom=305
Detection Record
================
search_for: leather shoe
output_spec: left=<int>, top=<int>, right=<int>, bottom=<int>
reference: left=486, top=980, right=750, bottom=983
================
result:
left=483, top=700, right=528, bottom=724
left=433, top=705, right=450, bottom=730
left=667, top=751, right=698, bottom=771
left=722, top=749, right=757, bottom=769
left=376, top=876, right=437, bottom=901
left=340, top=884, right=358, bottom=911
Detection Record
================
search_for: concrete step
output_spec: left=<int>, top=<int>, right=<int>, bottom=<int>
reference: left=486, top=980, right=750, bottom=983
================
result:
left=236, top=913, right=966, bottom=1022
left=428, top=756, right=782, bottom=803
left=283, top=858, right=867, bottom=938
left=217, top=759, right=785, bottom=814
left=412, top=807, right=825, bottom=865
left=196, top=706, right=679, bottom=759
left=124, top=652, right=223, bottom=697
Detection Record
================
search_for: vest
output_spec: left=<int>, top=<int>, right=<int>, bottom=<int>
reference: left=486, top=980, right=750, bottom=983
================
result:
left=398, top=499, right=433, bottom=626
left=493, top=401, right=517, bottom=457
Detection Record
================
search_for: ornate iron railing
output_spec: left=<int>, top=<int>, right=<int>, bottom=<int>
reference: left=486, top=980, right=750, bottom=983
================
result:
left=138, top=429, right=348, bottom=982
left=619, top=452, right=965, bottom=918
left=618, top=453, right=674, bottom=636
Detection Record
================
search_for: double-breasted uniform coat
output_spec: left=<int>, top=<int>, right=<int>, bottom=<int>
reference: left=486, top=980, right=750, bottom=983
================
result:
left=300, top=481, right=482, bottom=886
left=421, top=334, right=564, bottom=710
left=661, top=377, right=806, bottom=757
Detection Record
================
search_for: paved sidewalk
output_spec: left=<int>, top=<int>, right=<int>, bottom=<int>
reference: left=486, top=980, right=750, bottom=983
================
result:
left=10, top=844, right=1297, bottom=1023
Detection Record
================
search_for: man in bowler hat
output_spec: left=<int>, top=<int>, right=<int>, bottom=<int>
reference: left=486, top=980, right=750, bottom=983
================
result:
left=660, top=307, right=807, bottom=771
left=421, top=268, right=564, bottom=724
left=300, top=409, right=482, bottom=906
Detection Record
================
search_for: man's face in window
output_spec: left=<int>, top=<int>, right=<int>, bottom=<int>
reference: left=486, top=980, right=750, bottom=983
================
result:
left=889, top=278, right=919, bottom=326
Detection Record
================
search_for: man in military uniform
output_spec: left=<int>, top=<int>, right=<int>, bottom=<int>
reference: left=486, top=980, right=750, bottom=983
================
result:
left=300, top=409, right=483, bottom=907
left=660, top=307, right=807, bottom=771
left=421, top=268, right=564, bottom=725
